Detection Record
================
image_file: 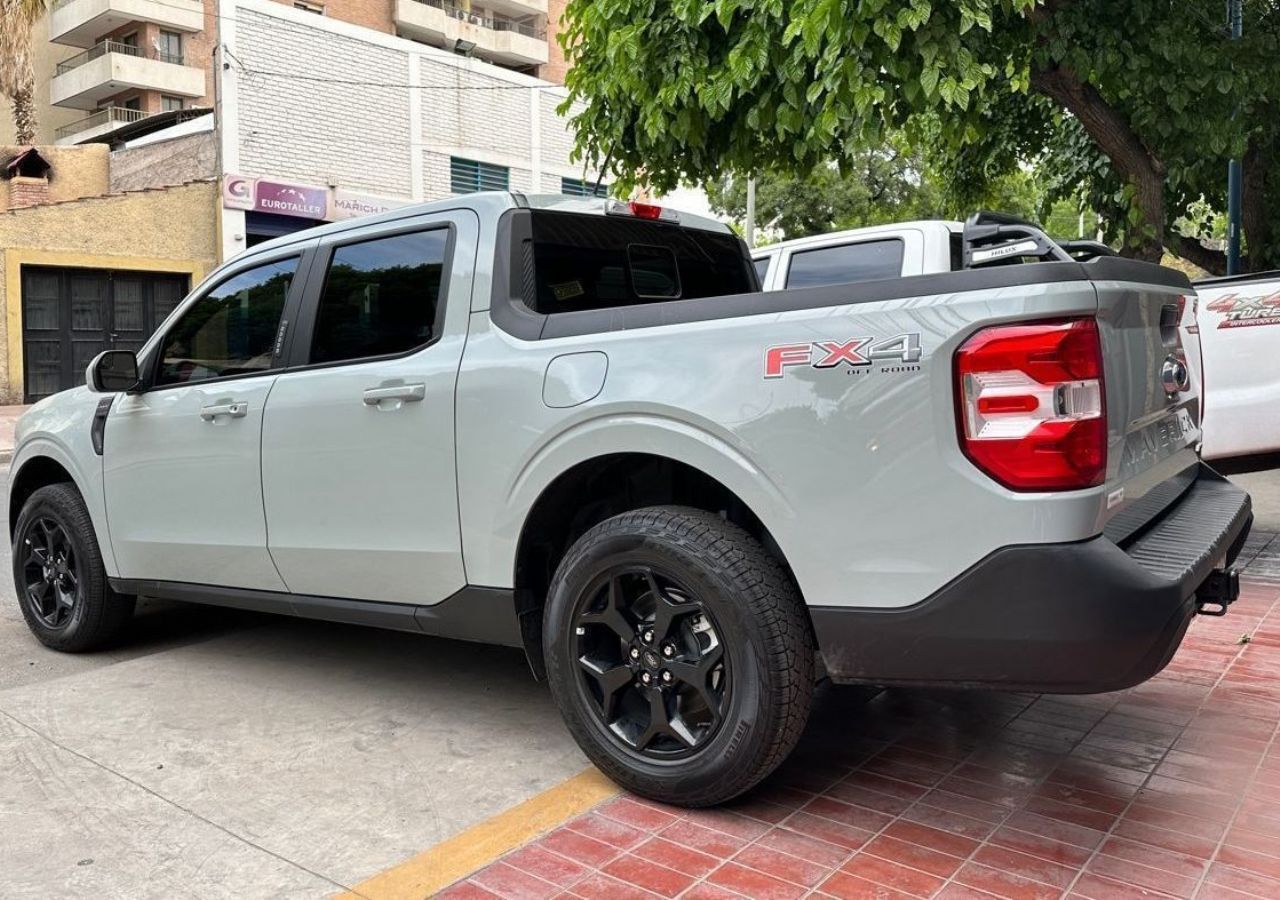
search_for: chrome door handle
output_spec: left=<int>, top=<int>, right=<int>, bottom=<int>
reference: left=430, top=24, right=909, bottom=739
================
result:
left=200, top=401, right=248, bottom=421
left=362, top=384, right=425, bottom=405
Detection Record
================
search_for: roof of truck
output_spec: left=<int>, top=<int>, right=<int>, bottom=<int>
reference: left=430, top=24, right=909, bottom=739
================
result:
left=1195, top=270, right=1280, bottom=288
left=235, top=192, right=732, bottom=259
left=750, top=220, right=963, bottom=257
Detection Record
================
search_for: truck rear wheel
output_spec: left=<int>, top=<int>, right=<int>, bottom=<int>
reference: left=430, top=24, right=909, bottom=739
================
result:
left=12, top=483, right=135, bottom=652
left=544, top=505, right=814, bottom=807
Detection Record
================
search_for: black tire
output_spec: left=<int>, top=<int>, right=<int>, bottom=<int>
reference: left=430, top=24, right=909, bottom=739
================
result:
left=12, top=483, right=135, bottom=652
left=544, top=505, right=814, bottom=807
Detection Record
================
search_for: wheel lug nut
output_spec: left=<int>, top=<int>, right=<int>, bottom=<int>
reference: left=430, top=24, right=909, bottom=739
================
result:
left=629, top=647, right=640, bottom=660
left=661, top=670, right=673, bottom=684
left=662, top=644, right=674, bottom=658
left=640, top=672, right=652, bottom=685
left=642, top=630, right=654, bottom=643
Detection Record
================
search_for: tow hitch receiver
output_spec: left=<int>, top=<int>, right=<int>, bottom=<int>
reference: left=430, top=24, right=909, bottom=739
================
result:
left=1196, top=568, right=1240, bottom=616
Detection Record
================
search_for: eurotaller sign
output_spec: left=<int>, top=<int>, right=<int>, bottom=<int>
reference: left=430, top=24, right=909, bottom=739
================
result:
left=221, top=174, right=409, bottom=223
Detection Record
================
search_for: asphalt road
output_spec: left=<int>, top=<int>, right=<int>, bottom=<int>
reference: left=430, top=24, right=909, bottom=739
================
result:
left=2, top=461, right=1278, bottom=898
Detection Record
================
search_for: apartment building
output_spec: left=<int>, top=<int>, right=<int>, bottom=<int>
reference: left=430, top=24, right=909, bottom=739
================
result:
left=0, top=0, right=595, bottom=402
left=6, top=0, right=566, bottom=147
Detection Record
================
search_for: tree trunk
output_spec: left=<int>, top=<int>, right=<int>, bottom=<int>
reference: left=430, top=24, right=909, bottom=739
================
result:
left=1242, top=133, right=1273, bottom=272
left=12, top=81, right=37, bottom=146
left=1031, top=65, right=1167, bottom=262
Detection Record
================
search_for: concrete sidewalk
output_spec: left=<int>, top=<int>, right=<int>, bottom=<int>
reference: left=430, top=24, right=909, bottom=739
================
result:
left=0, top=405, right=30, bottom=463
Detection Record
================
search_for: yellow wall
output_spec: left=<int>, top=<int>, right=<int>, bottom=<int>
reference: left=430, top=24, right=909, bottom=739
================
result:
left=0, top=180, right=217, bottom=403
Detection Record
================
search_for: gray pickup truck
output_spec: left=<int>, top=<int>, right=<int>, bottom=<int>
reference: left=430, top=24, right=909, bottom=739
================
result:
left=9, top=196, right=1252, bottom=806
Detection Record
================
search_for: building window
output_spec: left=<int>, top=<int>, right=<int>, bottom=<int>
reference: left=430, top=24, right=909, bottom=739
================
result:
left=161, top=95, right=185, bottom=112
left=120, top=96, right=142, bottom=112
left=294, top=1, right=324, bottom=12
left=450, top=157, right=509, bottom=194
left=157, top=30, right=183, bottom=64
left=560, top=177, right=609, bottom=198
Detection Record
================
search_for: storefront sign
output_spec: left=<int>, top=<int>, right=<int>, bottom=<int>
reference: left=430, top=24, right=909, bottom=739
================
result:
left=223, top=175, right=412, bottom=223
left=222, top=174, right=255, bottom=210
left=331, top=190, right=411, bottom=220
left=254, top=179, right=329, bottom=218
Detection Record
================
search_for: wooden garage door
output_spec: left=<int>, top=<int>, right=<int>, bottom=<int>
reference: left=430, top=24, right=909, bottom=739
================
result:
left=21, top=266, right=189, bottom=403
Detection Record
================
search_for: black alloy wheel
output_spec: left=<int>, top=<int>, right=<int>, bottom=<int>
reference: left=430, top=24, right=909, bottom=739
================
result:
left=12, top=482, right=136, bottom=652
left=544, top=506, right=815, bottom=807
left=21, top=516, right=81, bottom=629
left=573, top=566, right=729, bottom=758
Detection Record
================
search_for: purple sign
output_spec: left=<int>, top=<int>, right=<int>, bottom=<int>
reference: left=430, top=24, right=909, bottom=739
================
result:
left=254, top=180, right=328, bottom=218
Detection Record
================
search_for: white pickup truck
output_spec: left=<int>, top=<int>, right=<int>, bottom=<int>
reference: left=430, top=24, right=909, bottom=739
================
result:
left=1191, top=271, right=1280, bottom=459
left=9, top=197, right=1252, bottom=806
left=754, top=219, right=1279, bottom=460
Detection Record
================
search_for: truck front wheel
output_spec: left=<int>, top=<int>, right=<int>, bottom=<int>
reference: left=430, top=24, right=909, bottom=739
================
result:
left=12, top=483, right=135, bottom=652
left=544, top=505, right=814, bottom=807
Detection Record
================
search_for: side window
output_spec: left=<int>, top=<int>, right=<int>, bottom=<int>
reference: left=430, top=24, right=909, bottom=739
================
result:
left=157, top=257, right=297, bottom=386
left=309, top=229, right=448, bottom=365
left=785, top=239, right=905, bottom=289
left=753, top=256, right=771, bottom=284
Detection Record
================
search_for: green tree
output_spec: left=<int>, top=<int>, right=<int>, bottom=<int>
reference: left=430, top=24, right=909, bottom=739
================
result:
left=560, top=0, right=1280, bottom=271
left=707, top=143, right=1042, bottom=240
left=0, top=0, right=47, bottom=145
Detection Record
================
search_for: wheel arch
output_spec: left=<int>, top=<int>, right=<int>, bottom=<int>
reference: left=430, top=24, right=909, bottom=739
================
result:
left=9, top=454, right=77, bottom=539
left=512, top=452, right=803, bottom=679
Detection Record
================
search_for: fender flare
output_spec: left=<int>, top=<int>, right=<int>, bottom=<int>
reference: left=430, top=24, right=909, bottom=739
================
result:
left=10, top=437, right=118, bottom=576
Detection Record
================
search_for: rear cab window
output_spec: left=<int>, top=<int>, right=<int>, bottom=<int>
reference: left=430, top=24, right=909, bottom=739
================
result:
left=524, top=210, right=756, bottom=315
left=784, top=239, right=905, bottom=289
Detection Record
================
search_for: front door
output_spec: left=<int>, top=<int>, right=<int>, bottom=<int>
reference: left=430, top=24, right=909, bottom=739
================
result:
left=104, top=248, right=309, bottom=590
left=20, top=266, right=188, bottom=402
left=261, top=213, right=477, bottom=604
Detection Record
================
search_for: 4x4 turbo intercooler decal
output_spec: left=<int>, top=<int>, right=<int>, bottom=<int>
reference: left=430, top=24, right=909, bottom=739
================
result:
left=764, top=334, right=923, bottom=378
left=1205, top=291, right=1280, bottom=328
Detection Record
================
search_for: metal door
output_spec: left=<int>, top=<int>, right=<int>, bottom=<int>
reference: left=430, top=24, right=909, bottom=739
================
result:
left=20, top=266, right=189, bottom=402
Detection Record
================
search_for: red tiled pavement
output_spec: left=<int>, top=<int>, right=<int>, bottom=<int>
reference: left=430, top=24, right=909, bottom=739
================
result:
left=440, top=533, right=1280, bottom=899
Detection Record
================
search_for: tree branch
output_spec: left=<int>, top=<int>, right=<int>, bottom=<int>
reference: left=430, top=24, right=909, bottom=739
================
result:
left=1167, top=234, right=1228, bottom=276
left=1030, top=64, right=1167, bottom=260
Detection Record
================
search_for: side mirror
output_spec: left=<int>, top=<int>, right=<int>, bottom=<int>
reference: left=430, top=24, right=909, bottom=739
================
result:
left=87, top=350, right=140, bottom=393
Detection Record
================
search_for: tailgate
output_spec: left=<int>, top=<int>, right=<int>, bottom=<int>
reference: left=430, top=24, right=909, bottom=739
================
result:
left=1092, top=261, right=1201, bottom=541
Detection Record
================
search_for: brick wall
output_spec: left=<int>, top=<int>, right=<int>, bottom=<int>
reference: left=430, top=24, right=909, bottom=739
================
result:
left=269, top=0, right=395, bottom=33
left=7, top=177, right=50, bottom=209
left=543, top=0, right=569, bottom=84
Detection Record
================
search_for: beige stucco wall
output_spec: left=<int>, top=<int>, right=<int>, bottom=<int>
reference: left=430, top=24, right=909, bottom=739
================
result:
left=0, top=144, right=110, bottom=208
left=0, top=17, right=83, bottom=146
left=0, top=179, right=217, bottom=402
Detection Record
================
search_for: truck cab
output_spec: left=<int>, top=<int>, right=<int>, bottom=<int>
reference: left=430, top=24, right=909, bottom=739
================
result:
left=752, top=220, right=962, bottom=289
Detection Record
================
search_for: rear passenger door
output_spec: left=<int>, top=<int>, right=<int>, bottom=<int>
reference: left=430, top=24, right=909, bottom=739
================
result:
left=260, top=211, right=479, bottom=605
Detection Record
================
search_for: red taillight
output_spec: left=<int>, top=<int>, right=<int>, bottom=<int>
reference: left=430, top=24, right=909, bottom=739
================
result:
left=629, top=201, right=664, bottom=220
left=954, top=318, right=1107, bottom=491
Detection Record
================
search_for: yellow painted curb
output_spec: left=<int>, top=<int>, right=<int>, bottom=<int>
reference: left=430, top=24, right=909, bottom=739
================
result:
left=337, top=767, right=620, bottom=900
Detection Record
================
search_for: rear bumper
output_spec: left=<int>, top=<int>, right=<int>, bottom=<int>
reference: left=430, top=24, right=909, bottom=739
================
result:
left=811, top=464, right=1252, bottom=693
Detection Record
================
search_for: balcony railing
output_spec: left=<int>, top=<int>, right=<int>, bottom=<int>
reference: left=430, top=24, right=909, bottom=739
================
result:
left=412, top=0, right=545, bottom=39
left=56, top=40, right=185, bottom=75
left=54, top=105, right=148, bottom=140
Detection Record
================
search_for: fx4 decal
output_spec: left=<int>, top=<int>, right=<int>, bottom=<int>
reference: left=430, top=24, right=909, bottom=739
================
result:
left=765, top=334, right=923, bottom=378
left=1204, top=291, right=1280, bottom=329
